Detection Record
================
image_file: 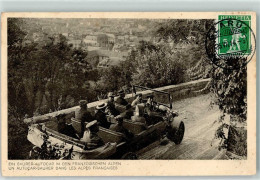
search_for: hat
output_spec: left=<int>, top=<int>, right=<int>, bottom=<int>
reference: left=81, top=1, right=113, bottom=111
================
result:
left=118, top=90, right=125, bottom=95
left=108, top=92, right=114, bottom=97
left=96, top=103, right=107, bottom=110
left=85, top=120, right=98, bottom=129
left=79, top=100, right=88, bottom=106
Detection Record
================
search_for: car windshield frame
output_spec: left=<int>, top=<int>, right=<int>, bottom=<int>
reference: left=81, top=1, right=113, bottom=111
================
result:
left=132, top=85, right=172, bottom=109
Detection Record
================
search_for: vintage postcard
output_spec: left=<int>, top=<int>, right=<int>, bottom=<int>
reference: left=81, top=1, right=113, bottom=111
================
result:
left=1, top=12, right=256, bottom=176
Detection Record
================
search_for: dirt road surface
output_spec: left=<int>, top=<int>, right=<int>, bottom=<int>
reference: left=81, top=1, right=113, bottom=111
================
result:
left=137, top=93, right=228, bottom=160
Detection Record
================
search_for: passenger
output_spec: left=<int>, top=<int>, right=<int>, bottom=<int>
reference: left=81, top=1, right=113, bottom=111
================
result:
left=131, top=93, right=143, bottom=107
left=106, top=92, right=120, bottom=116
left=57, top=113, right=79, bottom=139
left=109, top=116, right=132, bottom=137
left=75, top=100, right=95, bottom=137
left=115, top=104, right=133, bottom=120
left=109, top=116, right=123, bottom=132
left=80, top=120, right=104, bottom=150
left=95, top=103, right=111, bottom=129
left=131, top=104, right=146, bottom=124
left=57, top=113, right=67, bottom=134
left=114, top=90, right=129, bottom=106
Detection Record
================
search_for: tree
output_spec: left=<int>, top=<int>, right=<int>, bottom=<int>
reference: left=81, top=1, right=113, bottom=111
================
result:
left=130, top=41, right=186, bottom=88
left=8, top=20, right=91, bottom=116
left=8, top=18, right=30, bottom=118
left=7, top=18, right=34, bottom=159
left=155, top=19, right=214, bottom=81
left=155, top=19, right=212, bottom=45
left=59, top=46, right=90, bottom=106
left=210, top=63, right=247, bottom=121
left=95, top=64, right=131, bottom=95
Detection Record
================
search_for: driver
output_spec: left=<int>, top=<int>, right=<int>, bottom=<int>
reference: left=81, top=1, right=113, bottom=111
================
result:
left=145, top=95, right=163, bottom=124
left=146, top=95, right=156, bottom=110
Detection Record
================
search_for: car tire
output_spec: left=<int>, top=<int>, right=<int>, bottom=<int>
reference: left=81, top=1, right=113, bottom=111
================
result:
left=167, top=119, right=185, bottom=145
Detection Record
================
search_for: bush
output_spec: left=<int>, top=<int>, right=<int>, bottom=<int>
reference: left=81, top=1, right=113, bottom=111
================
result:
left=130, top=42, right=187, bottom=87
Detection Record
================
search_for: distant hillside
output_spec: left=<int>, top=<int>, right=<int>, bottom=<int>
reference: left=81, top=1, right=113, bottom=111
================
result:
left=20, top=18, right=164, bottom=37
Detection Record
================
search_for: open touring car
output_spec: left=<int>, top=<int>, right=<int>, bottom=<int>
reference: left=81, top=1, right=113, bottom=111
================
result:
left=24, top=85, right=185, bottom=159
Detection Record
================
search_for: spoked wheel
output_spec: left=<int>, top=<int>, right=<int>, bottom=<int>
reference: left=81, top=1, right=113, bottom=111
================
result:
left=167, top=119, right=185, bottom=145
left=121, top=152, right=138, bottom=159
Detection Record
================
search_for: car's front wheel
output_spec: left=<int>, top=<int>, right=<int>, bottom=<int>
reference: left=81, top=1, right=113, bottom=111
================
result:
left=167, top=119, right=185, bottom=145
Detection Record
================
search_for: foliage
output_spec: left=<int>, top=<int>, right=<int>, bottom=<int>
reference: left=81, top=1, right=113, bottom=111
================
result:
left=8, top=20, right=90, bottom=116
left=155, top=20, right=213, bottom=80
left=155, top=19, right=212, bottom=45
left=93, top=39, right=188, bottom=95
left=91, top=61, right=133, bottom=99
left=8, top=19, right=94, bottom=159
left=130, top=41, right=186, bottom=88
left=8, top=18, right=31, bottom=119
left=209, top=60, right=247, bottom=121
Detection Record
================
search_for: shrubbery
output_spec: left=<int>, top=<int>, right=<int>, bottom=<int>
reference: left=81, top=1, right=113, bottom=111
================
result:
left=130, top=41, right=187, bottom=87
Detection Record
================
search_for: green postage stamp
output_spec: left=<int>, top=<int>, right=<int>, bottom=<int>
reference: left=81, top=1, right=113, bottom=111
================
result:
left=217, top=15, right=252, bottom=56
left=205, top=14, right=256, bottom=69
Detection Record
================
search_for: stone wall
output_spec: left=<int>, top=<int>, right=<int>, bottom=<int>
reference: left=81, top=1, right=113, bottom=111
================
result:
left=24, top=78, right=210, bottom=123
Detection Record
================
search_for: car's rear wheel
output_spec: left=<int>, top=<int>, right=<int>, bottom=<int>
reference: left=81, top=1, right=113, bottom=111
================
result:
left=167, top=119, right=185, bottom=145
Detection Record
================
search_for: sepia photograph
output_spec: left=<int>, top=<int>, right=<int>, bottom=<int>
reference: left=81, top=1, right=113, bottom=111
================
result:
left=1, top=12, right=256, bottom=176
